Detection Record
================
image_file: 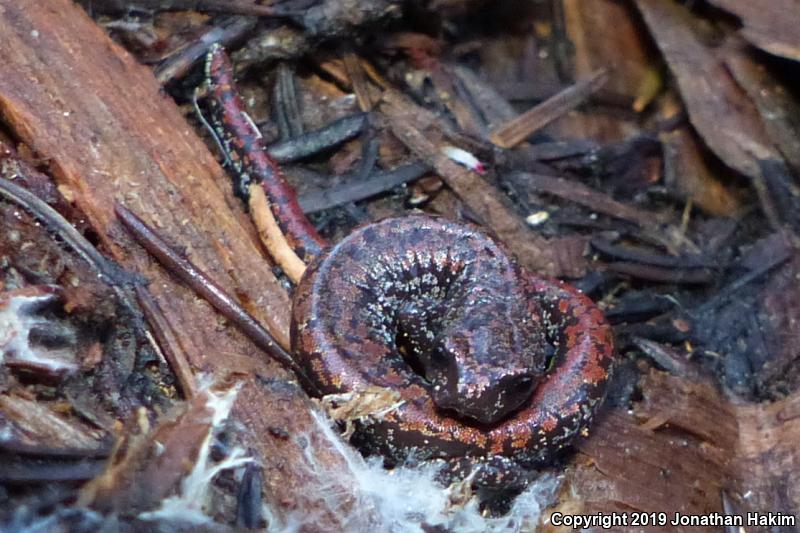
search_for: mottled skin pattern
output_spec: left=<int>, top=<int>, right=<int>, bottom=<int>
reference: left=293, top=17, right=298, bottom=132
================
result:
left=205, top=46, right=615, bottom=487
left=204, top=44, right=326, bottom=262
left=292, top=215, right=615, bottom=472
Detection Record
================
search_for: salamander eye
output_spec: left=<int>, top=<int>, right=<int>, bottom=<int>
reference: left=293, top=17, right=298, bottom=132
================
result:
left=428, top=345, right=451, bottom=370
left=509, top=376, right=534, bottom=399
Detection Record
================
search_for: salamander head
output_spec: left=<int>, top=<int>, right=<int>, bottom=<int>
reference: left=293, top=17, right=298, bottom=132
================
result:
left=400, top=305, right=547, bottom=425
left=429, top=327, right=544, bottom=424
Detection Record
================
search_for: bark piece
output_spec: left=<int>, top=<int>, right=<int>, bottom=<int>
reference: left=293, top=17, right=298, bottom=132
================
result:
left=706, top=0, right=800, bottom=62
left=0, top=0, right=364, bottom=527
left=635, top=0, right=794, bottom=230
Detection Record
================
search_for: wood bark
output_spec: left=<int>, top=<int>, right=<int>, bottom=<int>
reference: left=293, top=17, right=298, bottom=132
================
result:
left=0, top=1, right=365, bottom=528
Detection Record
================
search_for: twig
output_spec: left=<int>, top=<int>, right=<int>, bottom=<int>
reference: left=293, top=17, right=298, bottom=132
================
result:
left=0, top=456, right=106, bottom=482
left=115, top=203, right=319, bottom=394
left=135, top=286, right=198, bottom=399
left=267, top=113, right=367, bottom=164
left=489, top=69, right=609, bottom=149
left=298, top=162, right=430, bottom=213
left=605, top=262, right=715, bottom=284
left=509, top=171, right=659, bottom=228
left=155, top=16, right=256, bottom=84
left=510, top=139, right=599, bottom=162
left=590, top=237, right=717, bottom=269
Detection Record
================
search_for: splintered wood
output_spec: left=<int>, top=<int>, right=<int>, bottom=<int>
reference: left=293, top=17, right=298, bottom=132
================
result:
left=553, top=370, right=800, bottom=532
left=0, top=0, right=369, bottom=528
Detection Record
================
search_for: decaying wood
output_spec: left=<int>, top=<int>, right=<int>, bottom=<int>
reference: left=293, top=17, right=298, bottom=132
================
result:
left=634, top=0, right=795, bottom=232
left=564, top=371, right=734, bottom=533
left=2, top=0, right=800, bottom=529
left=553, top=369, right=800, bottom=532
left=736, top=391, right=800, bottom=521
left=705, top=0, right=800, bottom=62
left=0, top=0, right=368, bottom=528
left=0, top=394, right=110, bottom=457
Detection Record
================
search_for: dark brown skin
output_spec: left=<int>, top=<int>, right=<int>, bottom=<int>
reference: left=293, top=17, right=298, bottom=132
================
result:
left=203, top=46, right=615, bottom=481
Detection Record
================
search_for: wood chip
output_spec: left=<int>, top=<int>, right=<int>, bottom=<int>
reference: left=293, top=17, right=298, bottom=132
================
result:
left=635, top=0, right=793, bottom=229
left=706, top=0, right=800, bottom=62
left=488, top=70, right=608, bottom=149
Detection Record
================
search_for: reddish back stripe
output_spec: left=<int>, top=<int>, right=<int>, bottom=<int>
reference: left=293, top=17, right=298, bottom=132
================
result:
left=204, top=45, right=326, bottom=262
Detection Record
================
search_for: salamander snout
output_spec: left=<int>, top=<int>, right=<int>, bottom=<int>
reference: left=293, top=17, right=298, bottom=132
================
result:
left=428, top=333, right=541, bottom=425
left=431, top=369, right=537, bottom=425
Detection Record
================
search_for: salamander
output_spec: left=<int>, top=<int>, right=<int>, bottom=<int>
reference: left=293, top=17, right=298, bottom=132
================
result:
left=291, top=215, right=614, bottom=467
left=204, top=44, right=326, bottom=263
left=202, top=45, right=614, bottom=481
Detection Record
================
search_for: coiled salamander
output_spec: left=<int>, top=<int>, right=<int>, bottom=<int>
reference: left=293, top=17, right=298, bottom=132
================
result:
left=204, top=45, right=614, bottom=485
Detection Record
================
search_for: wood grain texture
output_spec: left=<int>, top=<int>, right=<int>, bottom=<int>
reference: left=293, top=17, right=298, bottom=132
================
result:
left=0, top=0, right=291, bottom=351
left=0, top=1, right=365, bottom=527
